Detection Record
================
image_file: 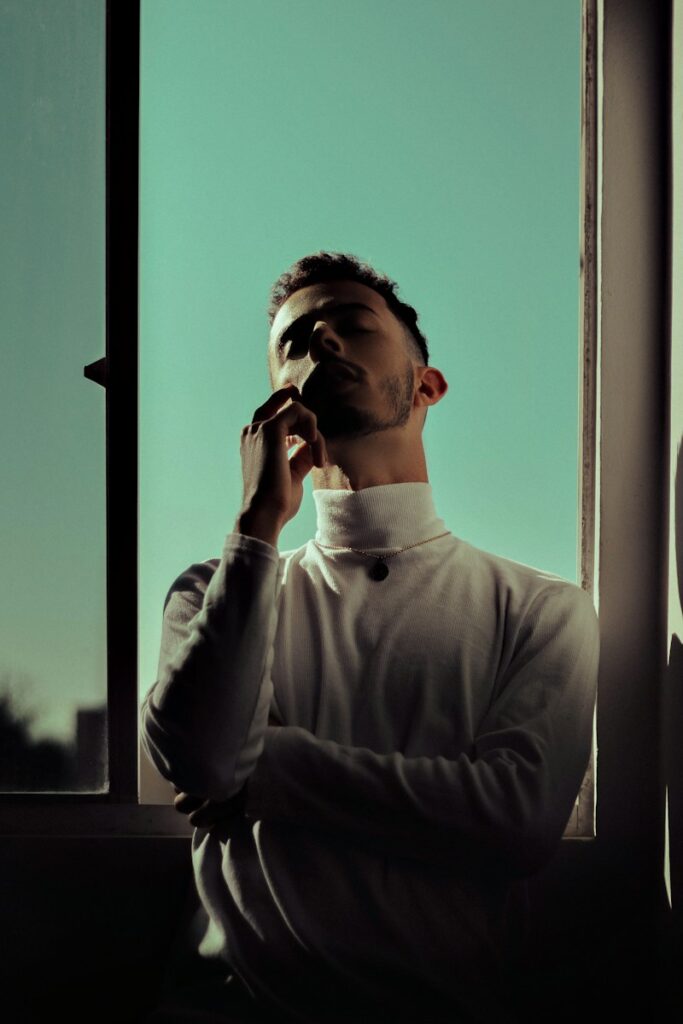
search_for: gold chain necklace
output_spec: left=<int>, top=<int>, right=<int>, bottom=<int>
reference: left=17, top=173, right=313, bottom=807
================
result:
left=314, top=531, right=451, bottom=581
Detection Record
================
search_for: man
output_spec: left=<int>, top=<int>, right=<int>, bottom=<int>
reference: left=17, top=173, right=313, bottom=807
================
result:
left=141, top=251, right=599, bottom=1023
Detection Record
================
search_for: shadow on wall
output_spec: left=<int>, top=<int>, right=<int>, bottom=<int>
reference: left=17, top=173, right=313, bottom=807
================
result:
left=662, top=432, right=683, bottom=986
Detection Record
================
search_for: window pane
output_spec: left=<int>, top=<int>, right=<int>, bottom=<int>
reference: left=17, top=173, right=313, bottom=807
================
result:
left=0, top=0, right=107, bottom=791
left=139, top=0, right=582, bottom=801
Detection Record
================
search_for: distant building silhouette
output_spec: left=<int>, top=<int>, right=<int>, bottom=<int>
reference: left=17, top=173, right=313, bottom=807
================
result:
left=0, top=675, right=108, bottom=791
left=75, top=705, right=108, bottom=790
left=0, top=681, right=77, bottom=790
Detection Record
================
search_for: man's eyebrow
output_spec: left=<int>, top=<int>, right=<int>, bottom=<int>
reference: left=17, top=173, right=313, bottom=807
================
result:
left=274, top=302, right=379, bottom=349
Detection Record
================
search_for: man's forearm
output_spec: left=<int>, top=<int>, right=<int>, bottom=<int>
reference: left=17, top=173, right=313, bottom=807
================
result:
left=140, top=534, right=282, bottom=801
left=243, top=587, right=599, bottom=877
left=234, top=510, right=282, bottom=550
left=243, top=723, right=588, bottom=876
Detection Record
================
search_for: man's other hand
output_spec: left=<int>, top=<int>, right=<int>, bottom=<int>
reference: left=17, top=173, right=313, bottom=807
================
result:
left=173, top=783, right=248, bottom=829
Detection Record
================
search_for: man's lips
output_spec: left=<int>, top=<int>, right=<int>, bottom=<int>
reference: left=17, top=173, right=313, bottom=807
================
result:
left=301, top=360, right=359, bottom=395
left=318, top=359, right=358, bottom=381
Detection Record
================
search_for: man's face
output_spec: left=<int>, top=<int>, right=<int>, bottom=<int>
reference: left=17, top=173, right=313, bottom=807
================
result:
left=268, top=280, right=418, bottom=441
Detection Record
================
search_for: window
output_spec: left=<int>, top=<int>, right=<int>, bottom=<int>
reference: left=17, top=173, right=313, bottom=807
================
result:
left=0, top=0, right=162, bottom=831
left=0, top=0, right=108, bottom=794
left=2, top=1, right=668, bottom=872
left=136, top=0, right=594, bottom=837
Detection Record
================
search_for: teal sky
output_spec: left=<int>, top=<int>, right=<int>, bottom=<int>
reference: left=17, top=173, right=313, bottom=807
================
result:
left=2, top=0, right=581, bottom=749
left=139, top=1, right=582, bottom=715
left=1, top=0, right=107, bottom=745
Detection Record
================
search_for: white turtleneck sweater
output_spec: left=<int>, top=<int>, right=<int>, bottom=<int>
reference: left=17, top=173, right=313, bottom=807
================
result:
left=140, top=483, right=599, bottom=1023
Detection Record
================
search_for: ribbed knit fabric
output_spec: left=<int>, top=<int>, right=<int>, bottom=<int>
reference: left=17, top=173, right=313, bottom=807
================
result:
left=140, top=482, right=599, bottom=1024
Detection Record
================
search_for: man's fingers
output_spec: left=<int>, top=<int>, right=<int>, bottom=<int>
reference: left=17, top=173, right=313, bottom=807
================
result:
left=286, top=433, right=327, bottom=468
left=173, top=791, right=204, bottom=814
left=174, top=795, right=221, bottom=827
left=244, top=389, right=327, bottom=497
left=288, top=440, right=314, bottom=478
left=267, top=401, right=318, bottom=446
left=187, top=799, right=243, bottom=828
left=188, top=804, right=229, bottom=828
left=172, top=791, right=221, bottom=826
left=252, top=384, right=299, bottom=423
left=187, top=801, right=214, bottom=827
left=177, top=784, right=250, bottom=828
left=244, top=398, right=317, bottom=448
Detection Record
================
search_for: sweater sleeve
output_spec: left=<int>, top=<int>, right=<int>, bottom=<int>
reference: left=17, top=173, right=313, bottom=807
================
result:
left=245, top=583, right=599, bottom=878
left=139, top=533, right=282, bottom=802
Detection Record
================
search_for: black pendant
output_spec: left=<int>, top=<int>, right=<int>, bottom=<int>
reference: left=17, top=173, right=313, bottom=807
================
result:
left=368, top=559, right=389, bottom=581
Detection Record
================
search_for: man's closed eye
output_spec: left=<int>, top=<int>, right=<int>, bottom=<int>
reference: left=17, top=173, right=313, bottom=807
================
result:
left=279, top=322, right=373, bottom=354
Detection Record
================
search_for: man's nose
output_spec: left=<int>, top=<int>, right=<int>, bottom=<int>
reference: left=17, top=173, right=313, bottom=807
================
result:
left=308, top=321, right=343, bottom=364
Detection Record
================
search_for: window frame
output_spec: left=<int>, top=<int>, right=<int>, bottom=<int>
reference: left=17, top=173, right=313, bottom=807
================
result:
left=0, top=0, right=162, bottom=831
left=567, top=0, right=599, bottom=839
left=104, top=0, right=140, bottom=806
left=0, top=0, right=670, bottom=874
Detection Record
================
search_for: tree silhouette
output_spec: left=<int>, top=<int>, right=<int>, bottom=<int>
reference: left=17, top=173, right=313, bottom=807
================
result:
left=0, top=670, right=77, bottom=790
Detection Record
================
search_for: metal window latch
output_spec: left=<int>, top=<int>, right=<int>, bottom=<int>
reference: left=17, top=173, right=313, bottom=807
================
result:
left=84, top=357, right=107, bottom=388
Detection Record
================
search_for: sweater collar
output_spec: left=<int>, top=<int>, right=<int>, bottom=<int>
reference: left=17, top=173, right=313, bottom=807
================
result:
left=313, top=482, right=446, bottom=550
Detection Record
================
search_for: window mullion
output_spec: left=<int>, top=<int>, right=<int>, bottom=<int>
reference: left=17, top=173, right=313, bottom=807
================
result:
left=105, top=0, right=141, bottom=803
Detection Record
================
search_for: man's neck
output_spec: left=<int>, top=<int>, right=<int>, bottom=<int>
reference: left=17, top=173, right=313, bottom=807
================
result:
left=310, top=436, right=429, bottom=491
left=311, top=464, right=428, bottom=490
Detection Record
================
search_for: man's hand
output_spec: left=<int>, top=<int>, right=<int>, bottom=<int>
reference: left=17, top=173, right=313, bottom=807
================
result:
left=173, top=782, right=248, bottom=829
left=173, top=718, right=281, bottom=827
left=234, top=384, right=328, bottom=546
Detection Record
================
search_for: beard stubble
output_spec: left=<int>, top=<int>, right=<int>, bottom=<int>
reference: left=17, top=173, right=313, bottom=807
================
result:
left=304, top=360, right=415, bottom=441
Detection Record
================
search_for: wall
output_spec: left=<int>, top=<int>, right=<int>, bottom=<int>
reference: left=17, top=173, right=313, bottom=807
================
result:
left=662, top=0, right=683, bottom=1001
left=1, top=3, right=675, bottom=1022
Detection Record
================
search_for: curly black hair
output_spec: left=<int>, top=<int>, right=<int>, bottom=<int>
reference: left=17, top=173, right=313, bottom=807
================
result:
left=267, top=251, right=429, bottom=366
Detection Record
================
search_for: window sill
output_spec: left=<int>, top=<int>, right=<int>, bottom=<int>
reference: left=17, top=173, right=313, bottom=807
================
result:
left=0, top=801, right=194, bottom=837
left=0, top=801, right=599, bottom=841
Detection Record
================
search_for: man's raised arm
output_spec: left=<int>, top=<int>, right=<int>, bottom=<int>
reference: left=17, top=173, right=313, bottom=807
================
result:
left=140, top=383, right=328, bottom=801
left=140, top=532, right=283, bottom=801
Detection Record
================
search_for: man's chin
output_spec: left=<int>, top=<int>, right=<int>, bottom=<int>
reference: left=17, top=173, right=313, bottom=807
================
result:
left=315, top=417, right=378, bottom=441
left=304, top=398, right=360, bottom=436
left=303, top=391, right=390, bottom=440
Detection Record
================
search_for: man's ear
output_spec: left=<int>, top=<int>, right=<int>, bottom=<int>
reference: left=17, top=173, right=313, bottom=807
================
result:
left=416, top=366, right=448, bottom=410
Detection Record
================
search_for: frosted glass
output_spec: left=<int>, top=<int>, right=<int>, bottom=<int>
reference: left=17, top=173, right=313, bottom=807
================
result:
left=0, top=0, right=107, bottom=791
